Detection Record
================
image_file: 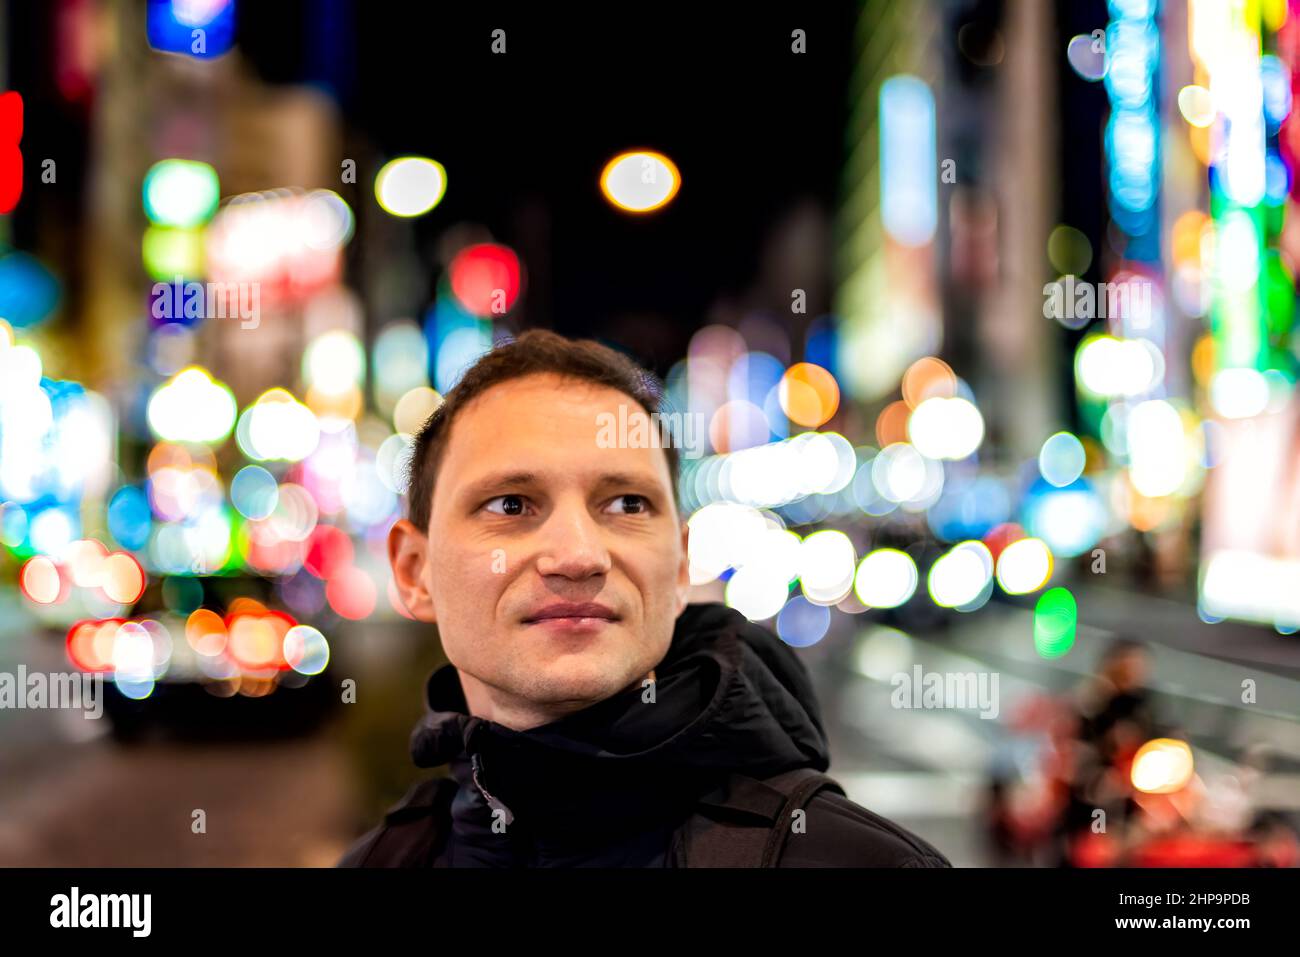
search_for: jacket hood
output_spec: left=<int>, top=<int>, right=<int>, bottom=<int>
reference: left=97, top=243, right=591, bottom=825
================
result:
left=408, top=602, right=831, bottom=840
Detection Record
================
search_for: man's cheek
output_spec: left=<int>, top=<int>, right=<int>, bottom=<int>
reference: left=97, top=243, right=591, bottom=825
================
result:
left=649, top=538, right=685, bottom=587
left=434, top=547, right=514, bottom=601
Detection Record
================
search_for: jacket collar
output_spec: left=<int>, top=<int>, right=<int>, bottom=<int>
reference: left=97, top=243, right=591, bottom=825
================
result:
left=407, top=602, right=831, bottom=839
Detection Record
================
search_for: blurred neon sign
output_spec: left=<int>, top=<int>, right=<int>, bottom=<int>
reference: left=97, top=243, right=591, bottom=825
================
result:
left=0, top=91, right=22, bottom=215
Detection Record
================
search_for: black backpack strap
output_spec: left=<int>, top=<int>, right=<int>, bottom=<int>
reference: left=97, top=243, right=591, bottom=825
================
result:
left=676, top=767, right=846, bottom=868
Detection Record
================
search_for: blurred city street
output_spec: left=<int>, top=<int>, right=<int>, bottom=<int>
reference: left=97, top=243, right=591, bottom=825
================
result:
left=0, top=734, right=355, bottom=867
left=2, top=0, right=1300, bottom=871
left=4, top=581, right=1297, bottom=867
left=820, top=588, right=1300, bottom=866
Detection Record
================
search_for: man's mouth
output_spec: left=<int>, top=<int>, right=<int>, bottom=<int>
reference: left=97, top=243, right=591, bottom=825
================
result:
left=522, top=602, right=620, bottom=626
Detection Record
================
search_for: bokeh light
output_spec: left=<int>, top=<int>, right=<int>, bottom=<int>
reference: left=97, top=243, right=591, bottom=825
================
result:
left=779, top=363, right=840, bottom=427
left=853, top=548, right=918, bottom=608
left=599, top=151, right=681, bottom=213
left=1033, top=587, right=1076, bottom=658
left=1131, top=738, right=1195, bottom=794
left=147, top=367, right=237, bottom=444
left=143, top=159, right=219, bottom=227
left=375, top=157, right=447, bottom=217
left=994, top=537, right=1053, bottom=595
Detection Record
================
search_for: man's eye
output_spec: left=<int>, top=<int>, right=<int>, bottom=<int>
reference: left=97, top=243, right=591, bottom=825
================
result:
left=605, top=494, right=648, bottom=515
left=484, top=495, right=528, bottom=516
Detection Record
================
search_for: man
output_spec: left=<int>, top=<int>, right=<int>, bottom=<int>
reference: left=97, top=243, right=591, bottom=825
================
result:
left=338, top=329, right=949, bottom=867
left=1056, top=637, right=1163, bottom=864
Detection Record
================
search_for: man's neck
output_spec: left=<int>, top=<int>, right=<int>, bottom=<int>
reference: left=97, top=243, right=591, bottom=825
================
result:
left=458, top=669, right=655, bottom=731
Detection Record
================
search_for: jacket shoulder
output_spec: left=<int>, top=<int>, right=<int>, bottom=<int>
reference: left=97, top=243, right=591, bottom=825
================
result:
left=336, top=776, right=457, bottom=868
left=778, top=789, right=951, bottom=868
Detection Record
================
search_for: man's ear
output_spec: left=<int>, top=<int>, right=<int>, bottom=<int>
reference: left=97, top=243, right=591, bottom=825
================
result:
left=389, top=518, right=437, bottom=622
left=675, top=519, right=691, bottom=615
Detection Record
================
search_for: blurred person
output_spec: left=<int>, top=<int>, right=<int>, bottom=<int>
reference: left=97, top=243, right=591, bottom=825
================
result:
left=1075, top=637, right=1159, bottom=759
left=1057, top=637, right=1162, bottom=865
left=983, top=692, right=1078, bottom=865
left=338, top=330, right=949, bottom=868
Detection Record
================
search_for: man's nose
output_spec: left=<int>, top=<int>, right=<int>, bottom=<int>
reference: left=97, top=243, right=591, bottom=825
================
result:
left=534, top=504, right=612, bottom=580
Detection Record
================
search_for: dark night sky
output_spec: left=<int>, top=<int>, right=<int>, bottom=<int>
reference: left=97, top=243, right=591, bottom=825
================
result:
left=8, top=2, right=993, bottom=375
left=241, top=2, right=860, bottom=368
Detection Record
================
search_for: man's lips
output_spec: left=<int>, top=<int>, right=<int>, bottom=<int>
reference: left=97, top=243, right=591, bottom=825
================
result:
left=522, top=602, right=619, bottom=624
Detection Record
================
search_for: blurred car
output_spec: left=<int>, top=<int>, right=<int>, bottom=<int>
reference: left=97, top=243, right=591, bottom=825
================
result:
left=66, top=574, right=338, bottom=742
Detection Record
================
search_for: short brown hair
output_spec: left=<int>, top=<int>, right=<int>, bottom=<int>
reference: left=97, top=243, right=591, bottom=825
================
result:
left=403, top=329, right=680, bottom=531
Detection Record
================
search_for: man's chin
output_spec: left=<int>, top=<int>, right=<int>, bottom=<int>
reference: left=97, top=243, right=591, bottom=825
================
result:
left=518, top=651, right=648, bottom=709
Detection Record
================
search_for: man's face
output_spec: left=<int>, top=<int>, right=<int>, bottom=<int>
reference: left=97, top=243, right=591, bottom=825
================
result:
left=389, top=372, right=689, bottom=725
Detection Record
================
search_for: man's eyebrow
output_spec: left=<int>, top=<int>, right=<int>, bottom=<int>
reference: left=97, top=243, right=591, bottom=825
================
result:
left=591, top=471, right=666, bottom=492
left=457, top=470, right=666, bottom=500
left=457, top=471, right=539, bottom=501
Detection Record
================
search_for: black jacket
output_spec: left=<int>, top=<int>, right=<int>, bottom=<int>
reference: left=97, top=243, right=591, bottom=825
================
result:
left=338, top=602, right=950, bottom=867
